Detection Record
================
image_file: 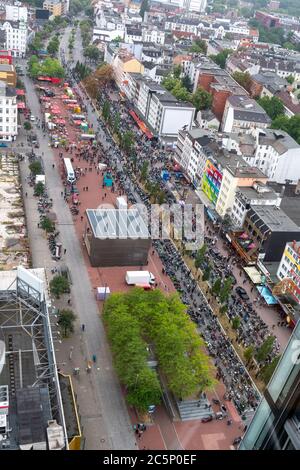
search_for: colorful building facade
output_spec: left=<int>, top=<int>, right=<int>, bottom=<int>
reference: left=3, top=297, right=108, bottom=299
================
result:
left=201, top=159, right=223, bottom=206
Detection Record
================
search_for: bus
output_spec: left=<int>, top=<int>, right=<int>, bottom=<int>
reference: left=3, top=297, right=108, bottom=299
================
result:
left=63, top=158, right=76, bottom=183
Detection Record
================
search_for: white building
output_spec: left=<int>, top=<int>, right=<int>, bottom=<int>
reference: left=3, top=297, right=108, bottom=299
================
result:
left=221, top=95, right=271, bottom=134
left=277, top=240, right=300, bottom=305
left=231, top=183, right=281, bottom=229
left=157, top=0, right=207, bottom=13
left=142, top=28, right=165, bottom=45
left=5, top=4, right=28, bottom=23
left=1, top=20, right=28, bottom=57
left=0, top=80, right=18, bottom=142
left=243, top=128, right=300, bottom=184
left=135, top=79, right=195, bottom=140
left=175, top=128, right=213, bottom=185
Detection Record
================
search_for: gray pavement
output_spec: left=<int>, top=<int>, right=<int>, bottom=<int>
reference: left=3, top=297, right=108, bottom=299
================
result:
left=17, top=72, right=136, bottom=450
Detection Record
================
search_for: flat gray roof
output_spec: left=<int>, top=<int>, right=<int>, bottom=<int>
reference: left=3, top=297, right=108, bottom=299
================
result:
left=250, top=205, right=300, bottom=232
left=86, top=209, right=150, bottom=239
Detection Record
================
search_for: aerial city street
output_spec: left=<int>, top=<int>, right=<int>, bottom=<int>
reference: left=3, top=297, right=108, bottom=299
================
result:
left=0, top=0, right=300, bottom=453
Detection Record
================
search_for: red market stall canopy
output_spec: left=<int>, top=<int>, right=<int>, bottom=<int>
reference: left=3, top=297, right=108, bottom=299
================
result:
left=129, top=109, right=153, bottom=139
left=40, top=96, right=51, bottom=101
left=61, top=94, right=69, bottom=99
left=37, top=76, right=61, bottom=84
left=17, top=102, right=26, bottom=109
left=73, top=120, right=82, bottom=126
left=50, top=106, right=61, bottom=115
left=54, top=118, right=66, bottom=125
left=16, top=89, right=25, bottom=96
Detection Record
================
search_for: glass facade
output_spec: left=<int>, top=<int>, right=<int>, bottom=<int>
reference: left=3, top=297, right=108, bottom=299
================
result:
left=240, top=321, right=300, bottom=450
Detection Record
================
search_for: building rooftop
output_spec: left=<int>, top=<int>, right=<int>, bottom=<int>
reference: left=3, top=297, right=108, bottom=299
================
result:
left=258, top=129, right=300, bottom=154
left=227, top=95, right=271, bottom=124
left=86, top=208, right=150, bottom=239
left=237, top=185, right=279, bottom=201
left=249, top=205, right=300, bottom=232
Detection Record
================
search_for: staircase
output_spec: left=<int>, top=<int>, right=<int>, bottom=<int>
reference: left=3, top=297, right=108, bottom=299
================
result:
left=177, top=399, right=214, bottom=421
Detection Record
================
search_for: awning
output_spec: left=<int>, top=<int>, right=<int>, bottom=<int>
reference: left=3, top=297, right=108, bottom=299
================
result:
left=244, top=266, right=262, bottom=284
left=257, top=285, right=278, bottom=305
left=16, top=89, right=25, bottom=96
left=17, top=102, right=26, bottom=109
left=129, top=109, right=153, bottom=139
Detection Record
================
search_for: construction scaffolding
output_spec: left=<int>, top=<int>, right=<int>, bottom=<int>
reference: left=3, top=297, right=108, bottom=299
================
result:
left=0, top=267, right=68, bottom=450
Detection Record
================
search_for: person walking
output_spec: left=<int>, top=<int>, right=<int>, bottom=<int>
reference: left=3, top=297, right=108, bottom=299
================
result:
left=81, top=324, right=85, bottom=332
left=64, top=248, right=67, bottom=254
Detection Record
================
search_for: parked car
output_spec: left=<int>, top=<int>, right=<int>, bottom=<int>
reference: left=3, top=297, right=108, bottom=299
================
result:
left=235, top=286, right=250, bottom=301
left=30, top=115, right=35, bottom=122
left=201, top=416, right=213, bottom=423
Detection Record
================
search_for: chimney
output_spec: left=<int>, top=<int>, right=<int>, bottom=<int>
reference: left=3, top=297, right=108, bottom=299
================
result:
left=292, top=240, right=297, bottom=252
left=295, top=179, right=300, bottom=195
left=280, top=185, right=285, bottom=197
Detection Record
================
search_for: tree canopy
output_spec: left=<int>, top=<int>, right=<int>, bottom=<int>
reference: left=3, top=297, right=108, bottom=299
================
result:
left=28, top=55, right=65, bottom=78
left=103, top=289, right=215, bottom=409
left=191, top=87, right=213, bottom=111
left=210, top=49, right=233, bottom=69
left=257, top=96, right=285, bottom=120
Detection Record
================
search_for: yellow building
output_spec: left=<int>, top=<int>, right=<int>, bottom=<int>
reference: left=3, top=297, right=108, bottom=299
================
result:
left=0, top=64, right=16, bottom=87
left=113, top=50, right=144, bottom=91
left=43, top=0, right=63, bottom=16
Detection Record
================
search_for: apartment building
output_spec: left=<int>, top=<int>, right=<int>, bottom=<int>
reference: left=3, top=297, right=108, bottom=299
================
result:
left=43, top=0, right=64, bottom=16
left=216, top=164, right=267, bottom=219
left=0, top=20, right=27, bottom=58
left=221, top=95, right=271, bottom=133
left=231, top=183, right=281, bottom=229
left=243, top=129, right=300, bottom=184
left=0, top=63, right=16, bottom=87
left=0, top=80, right=18, bottom=142
left=142, top=28, right=165, bottom=45
left=5, top=4, right=28, bottom=23
left=277, top=240, right=300, bottom=305
left=175, top=128, right=213, bottom=187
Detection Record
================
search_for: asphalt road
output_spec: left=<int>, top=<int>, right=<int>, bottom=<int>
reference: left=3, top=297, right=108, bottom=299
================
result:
left=18, top=67, right=136, bottom=450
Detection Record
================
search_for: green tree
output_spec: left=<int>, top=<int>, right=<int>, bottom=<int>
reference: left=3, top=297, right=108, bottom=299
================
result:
left=212, top=278, right=222, bottom=296
left=34, top=181, right=45, bottom=197
left=173, top=64, right=182, bottom=78
left=232, top=316, right=241, bottom=330
left=111, top=35, right=123, bottom=43
left=84, top=45, right=101, bottom=62
left=121, top=131, right=134, bottom=154
left=219, top=304, right=228, bottom=315
left=257, top=96, right=285, bottom=120
left=210, top=49, right=233, bottom=69
left=191, top=87, right=213, bottom=111
left=127, top=368, right=162, bottom=412
left=219, top=277, right=233, bottom=304
left=140, top=161, right=149, bottom=182
left=29, top=160, right=42, bottom=175
left=272, top=114, right=300, bottom=144
left=102, top=100, right=110, bottom=122
left=189, top=39, right=207, bottom=54
left=24, top=121, right=32, bottom=131
left=260, top=355, right=281, bottom=385
left=232, top=71, right=252, bottom=92
left=256, top=336, right=276, bottom=363
left=58, top=309, right=76, bottom=337
left=202, top=265, right=211, bottom=282
left=47, top=36, right=59, bottom=55
left=40, top=216, right=55, bottom=233
left=181, top=74, right=193, bottom=92
left=244, top=345, right=255, bottom=364
left=50, top=275, right=70, bottom=299
left=195, top=244, right=207, bottom=269
left=171, top=82, right=191, bottom=101
left=162, top=75, right=181, bottom=92
left=286, top=75, right=295, bottom=85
